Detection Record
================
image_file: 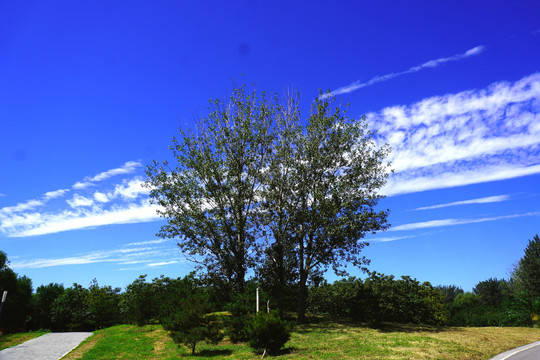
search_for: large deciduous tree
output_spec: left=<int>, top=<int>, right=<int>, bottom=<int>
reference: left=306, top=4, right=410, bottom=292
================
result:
left=145, top=85, right=277, bottom=293
left=146, top=85, right=391, bottom=320
left=288, top=95, right=390, bottom=321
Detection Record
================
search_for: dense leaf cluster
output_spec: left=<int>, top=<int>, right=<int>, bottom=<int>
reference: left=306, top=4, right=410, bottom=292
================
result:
left=145, top=85, right=391, bottom=321
left=308, top=274, right=447, bottom=326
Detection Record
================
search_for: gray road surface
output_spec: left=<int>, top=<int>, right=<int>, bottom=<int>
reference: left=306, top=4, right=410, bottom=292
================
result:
left=0, top=332, right=92, bottom=360
left=489, top=340, right=540, bottom=360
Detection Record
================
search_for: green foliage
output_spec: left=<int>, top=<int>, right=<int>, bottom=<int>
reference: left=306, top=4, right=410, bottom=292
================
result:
left=435, top=285, right=464, bottom=305
left=146, top=85, right=391, bottom=321
left=160, top=292, right=223, bottom=355
left=270, top=93, right=391, bottom=321
left=512, top=234, right=540, bottom=300
left=50, top=283, right=91, bottom=331
left=473, top=278, right=507, bottom=307
left=146, top=84, right=277, bottom=293
left=121, top=275, right=158, bottom=326
left=0, top=251, right=33, bottom=333
left=87, top=279, right=122, bottom=329
left=364, top=273, right=447, bottom=325
left=30, top=282, right=65, bottom=330
left=246, top=311, right=292, bottom=356
left=308, top=278, right=364, bottom=319
left=308, top=274, right=446, bottom=326
left=223, top=283, right=261, bottom=343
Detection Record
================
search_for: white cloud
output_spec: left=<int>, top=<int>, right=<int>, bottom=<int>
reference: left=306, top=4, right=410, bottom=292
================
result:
left=147, top=260, right=179, bottom=267
left=8, top=202, right=161, bottom=237
left=1, top=189, right=69, bottom=216
left=369, top=235, right=416, bottom=242
left=73, top=161, right=142, bottom=189
left=94, top=192, right=110, bottom=203
left=0, top=199, right=44, bottom=214
left=127, top=239, right=168, bottom=246
left=0, top=161, right=163, bottom=238
left=113, top=178, right=149, bottom=199
left=413, top=195, right=510, bottom=211
left=324, top=45, right=485, bottom=98
left=10, top=244, right=175, bottom=270
left=67, top=194, right=94, bottom=208
left=44, top=189, right=70, bottom=200
left=73, top=181, right=94, bottom=190
left=371, top=73, right=540, bottom=196
left=390, top=212, right=540, bottom=231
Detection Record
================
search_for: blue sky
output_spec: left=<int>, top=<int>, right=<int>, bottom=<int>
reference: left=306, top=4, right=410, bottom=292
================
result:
left=1, top=1, right=539, bottom=292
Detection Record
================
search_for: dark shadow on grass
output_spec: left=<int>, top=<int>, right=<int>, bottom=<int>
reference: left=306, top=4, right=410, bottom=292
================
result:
left=294, top=316, right=453, bottom=334
left=254, top=346, right=296, bottom=357
left=277, top=346, right=296, bottom=355
left=370, top=322, right=449, bottom=333
left=193, top=348, right=233, bottom=357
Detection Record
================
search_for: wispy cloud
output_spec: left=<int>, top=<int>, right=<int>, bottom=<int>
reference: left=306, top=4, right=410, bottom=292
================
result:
left=390, top=212, right=540, bottom=231
left=324, top=45, right=485, bottom=98
left=0, top=162, right=161, bottom=238
left=10, top=241, right=181, bottom=270
left=147, top=260, right=179, bottom=267
left=370, top=73, right=540, bottom=196
left=73, top=161, right=142, bottom=189
left=126, top=239, right=168, bottom=247
left=369, top=235, right=417, bottom=242
left=413, top=195, right=510, bottom=211
left=44, top=189, right=70, bottom=200
left=7, top=202, right=160, bottom=238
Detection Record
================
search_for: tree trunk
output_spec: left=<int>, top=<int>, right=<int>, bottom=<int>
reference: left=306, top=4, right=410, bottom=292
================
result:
left=297, top=227, right=307, bottom=323
left=276, top=243, right=285, bottom=318
left=297, top=270, right=308, bottom=323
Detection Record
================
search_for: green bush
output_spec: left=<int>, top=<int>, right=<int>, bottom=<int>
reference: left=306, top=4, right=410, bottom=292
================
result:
left=224, top=295, right=253, bottom=343
left=161, top=292, right=223, bottom=355
left=246, top=311, right=292, bottom=357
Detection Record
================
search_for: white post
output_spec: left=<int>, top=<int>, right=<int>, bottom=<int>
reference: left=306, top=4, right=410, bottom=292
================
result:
left=256, top=287, right=260, bottom=312
left=0, top=291, right=7, bottom=320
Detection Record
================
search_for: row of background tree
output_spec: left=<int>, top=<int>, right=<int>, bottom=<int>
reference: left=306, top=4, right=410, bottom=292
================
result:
left=1, top=234, right=538, bottom=333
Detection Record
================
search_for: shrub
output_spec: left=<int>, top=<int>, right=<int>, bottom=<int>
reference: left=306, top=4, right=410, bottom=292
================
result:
left=224, top=295, right=253, bottom=343
left=161, top=292, right=223, bottom=355
left=246, top=311, right=292, bottom=357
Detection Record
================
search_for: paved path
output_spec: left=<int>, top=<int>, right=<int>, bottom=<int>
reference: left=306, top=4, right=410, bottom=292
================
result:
left=489, top=340, right=540, bottom=360
left=0, top=332, right=92, bottom=360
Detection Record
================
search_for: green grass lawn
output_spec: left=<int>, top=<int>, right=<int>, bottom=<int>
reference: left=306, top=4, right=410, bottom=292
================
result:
left=60, top=320, right=540, bottom=360
left=0, top=330, right=49, bottom=350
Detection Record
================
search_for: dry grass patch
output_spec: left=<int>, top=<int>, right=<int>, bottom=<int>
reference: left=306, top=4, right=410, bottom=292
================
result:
left=58, top=321, right=540, bottom=360
left=146, top=328, right=168, bottom=356
left=61, top=332, right=104, bottom=360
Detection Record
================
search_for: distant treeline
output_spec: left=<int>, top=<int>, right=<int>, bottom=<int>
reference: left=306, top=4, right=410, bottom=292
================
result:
left=0, top=234, right=538, bottom=333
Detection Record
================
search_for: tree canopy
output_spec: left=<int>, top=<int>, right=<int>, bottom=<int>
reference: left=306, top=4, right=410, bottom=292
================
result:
left=512, top=234, right=540, bottom=299
left=146, top=84, right=391, bottom=319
